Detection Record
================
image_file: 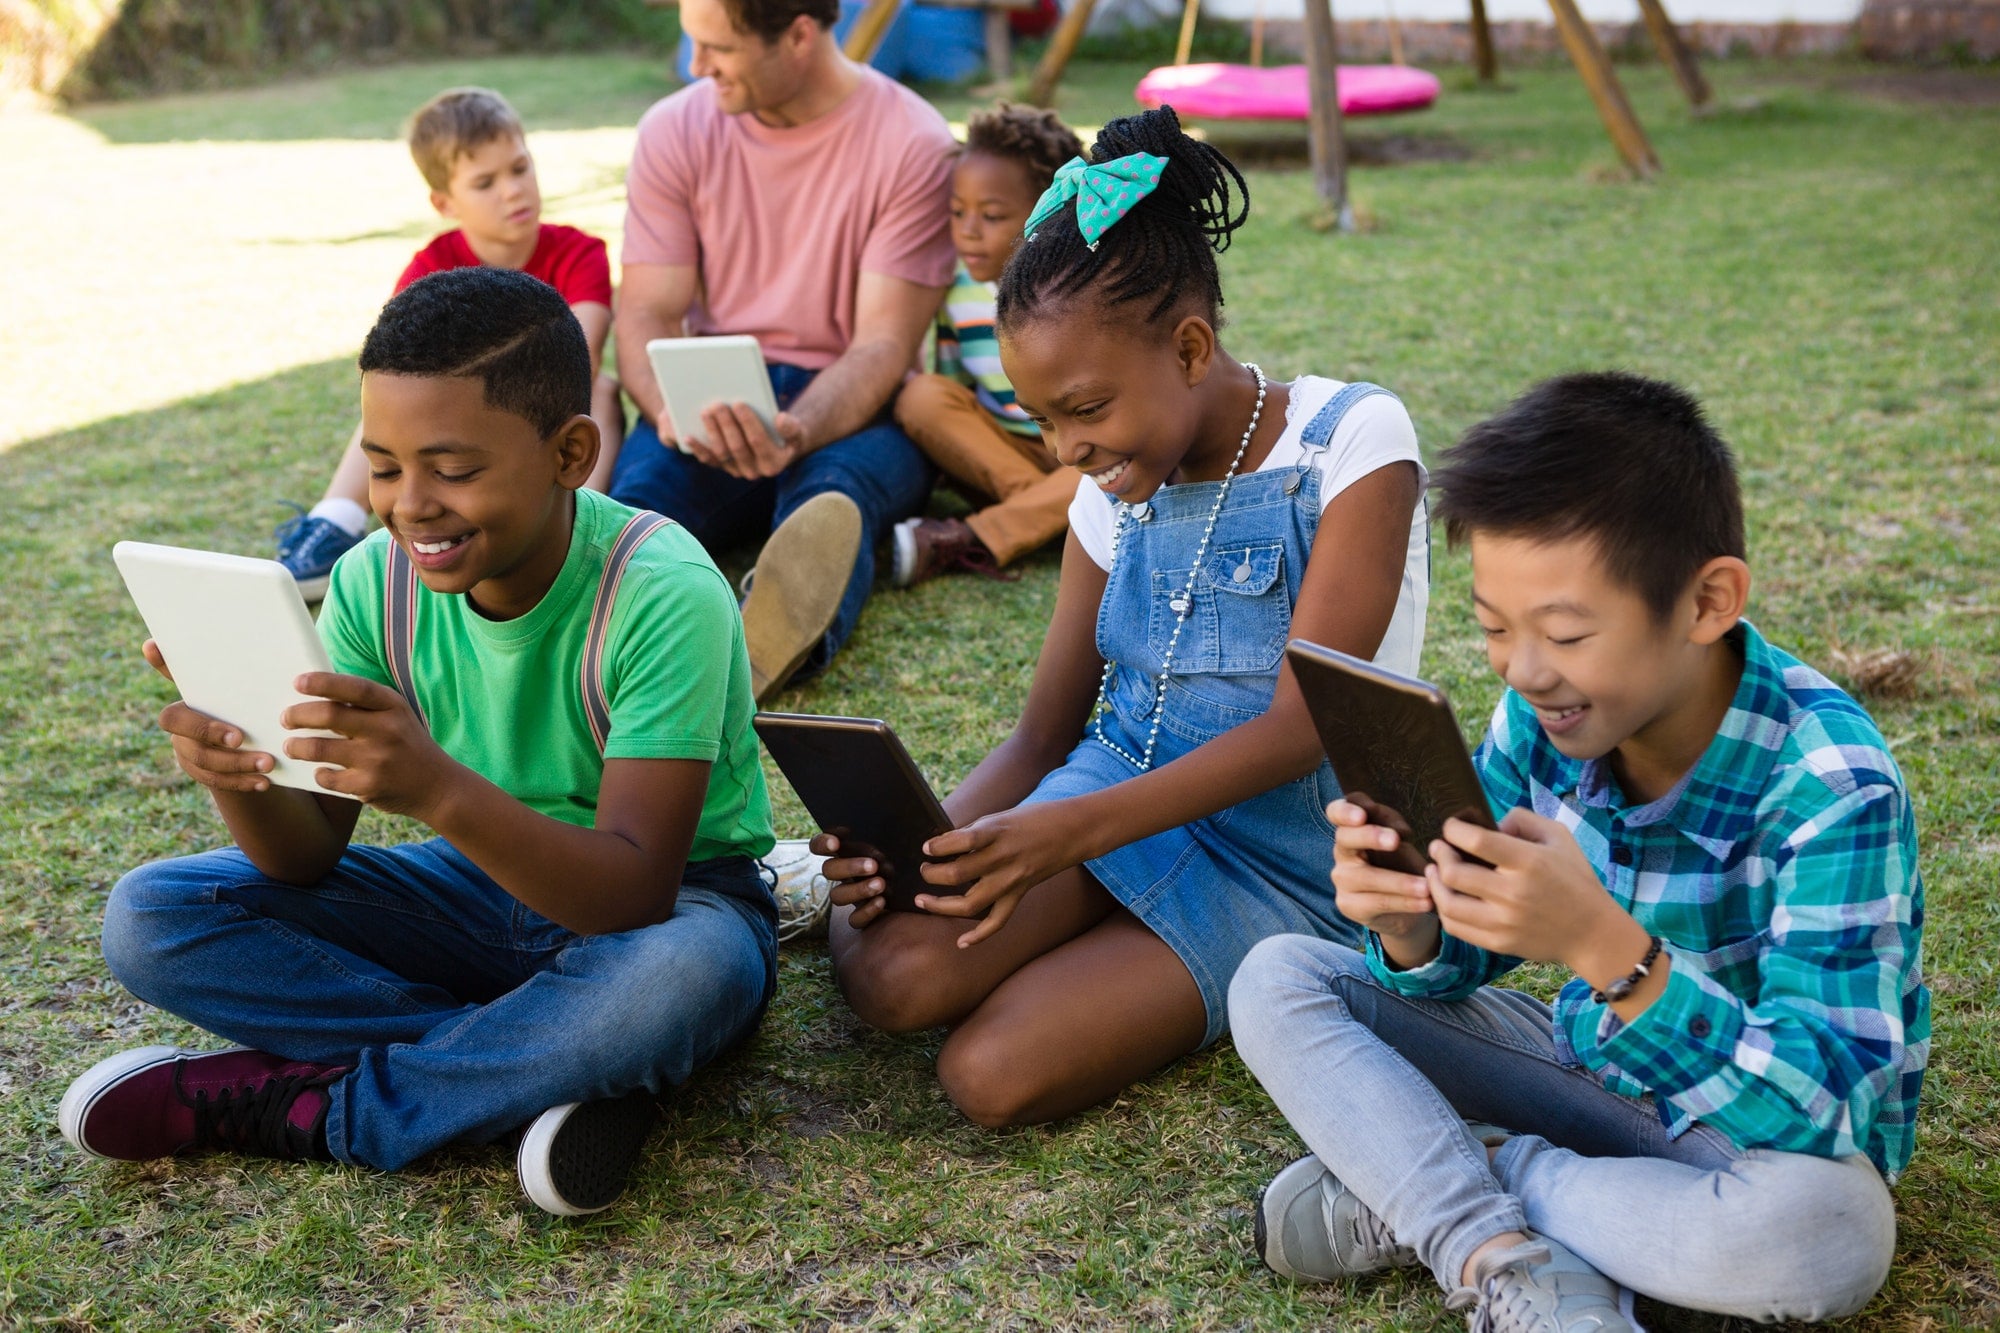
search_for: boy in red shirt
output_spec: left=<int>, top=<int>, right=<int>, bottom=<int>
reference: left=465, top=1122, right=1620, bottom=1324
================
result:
left=276, top=87, right=622, bottom=600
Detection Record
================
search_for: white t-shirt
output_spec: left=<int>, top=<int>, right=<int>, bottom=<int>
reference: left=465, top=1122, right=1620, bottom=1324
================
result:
left=1067, top=376, right=1430, bottom=676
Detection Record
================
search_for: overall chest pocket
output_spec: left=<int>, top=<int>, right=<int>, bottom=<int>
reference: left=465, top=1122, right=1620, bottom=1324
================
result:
left=1147, top=541, right=1291, bottom=676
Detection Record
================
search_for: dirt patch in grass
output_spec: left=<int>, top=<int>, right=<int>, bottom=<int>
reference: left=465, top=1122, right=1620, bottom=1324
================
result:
left=1837, top=69, right=2000, bottom=105
left=1186, top=126, right=1475, bottom=169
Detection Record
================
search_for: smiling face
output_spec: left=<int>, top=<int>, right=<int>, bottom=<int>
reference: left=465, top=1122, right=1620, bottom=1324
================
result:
left=681, top=0, right=812, bottom=117
left=359, top=372, right=593, bottom=619
left=1469, top=531, right=1738, bottom=777
left=951, top=152, right=1041, bottom=284
left=1000, top=311, right=1216, bottom=504
left=434, top=133, right=541, bottom=253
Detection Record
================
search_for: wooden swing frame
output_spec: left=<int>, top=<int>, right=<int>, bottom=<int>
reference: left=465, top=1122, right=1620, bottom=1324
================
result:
left=1020, top=0, right=1714, bottom=212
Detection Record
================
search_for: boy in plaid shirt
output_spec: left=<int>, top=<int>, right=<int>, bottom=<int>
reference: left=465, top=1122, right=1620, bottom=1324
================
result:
left=1230, top=373, right=1928, bottom=1330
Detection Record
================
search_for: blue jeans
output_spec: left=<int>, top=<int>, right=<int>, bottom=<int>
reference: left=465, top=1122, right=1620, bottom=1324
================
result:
left=1228, top=936, right=1896, bottom=1321
left=101, top=840, right=778, bottom=1172
left=608, top=361, right=935, bottom=674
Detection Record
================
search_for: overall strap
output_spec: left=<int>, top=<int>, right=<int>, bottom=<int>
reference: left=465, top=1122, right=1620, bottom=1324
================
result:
left=581, top=511, right=675, bottom=752
left=1299, top=381, right=1400, bottom=457
left=1297, top=380, right=1432, bottom=580
left=382, top=541, right=428, bottom=730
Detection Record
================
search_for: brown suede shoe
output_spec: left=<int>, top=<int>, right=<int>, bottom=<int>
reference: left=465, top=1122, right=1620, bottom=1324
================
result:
left=742, top=492, right=863, bottom=704
left=891, top=516, right=1015, bottom=589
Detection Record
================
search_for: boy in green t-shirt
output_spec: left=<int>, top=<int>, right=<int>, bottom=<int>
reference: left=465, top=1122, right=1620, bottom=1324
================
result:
left=59, top=267, right=777, bottom=1217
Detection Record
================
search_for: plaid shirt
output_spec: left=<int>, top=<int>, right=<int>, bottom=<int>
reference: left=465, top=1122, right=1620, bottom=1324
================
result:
left=1367, top=623, right=1929, bottom=1179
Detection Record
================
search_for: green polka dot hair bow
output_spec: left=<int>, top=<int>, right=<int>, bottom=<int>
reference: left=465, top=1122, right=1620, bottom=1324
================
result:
left=1024, top=151, right=1169, bottom=252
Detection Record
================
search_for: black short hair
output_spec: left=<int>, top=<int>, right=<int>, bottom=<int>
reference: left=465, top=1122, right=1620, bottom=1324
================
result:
left=995, top=105, right=1248, bottom=331
left=1431, top=372, right=1746, bottom=619
left=359, top=267, right=590, bottom=438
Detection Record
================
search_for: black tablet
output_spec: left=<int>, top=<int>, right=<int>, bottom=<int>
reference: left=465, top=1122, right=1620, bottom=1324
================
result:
left=1285, top=640, right=1497, bottom=873
left=753, top=713, right=954, bottom=914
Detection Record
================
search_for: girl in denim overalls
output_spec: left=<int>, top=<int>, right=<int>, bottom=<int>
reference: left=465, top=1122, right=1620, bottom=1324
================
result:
left=822, top=108, right=1430, bottom=1127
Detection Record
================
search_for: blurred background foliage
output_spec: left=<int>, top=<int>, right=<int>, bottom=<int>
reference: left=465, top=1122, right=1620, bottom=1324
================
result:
left=3, top=0, right=681, bottom=101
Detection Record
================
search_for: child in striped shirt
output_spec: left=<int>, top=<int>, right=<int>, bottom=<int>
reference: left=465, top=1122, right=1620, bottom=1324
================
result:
left=890, top=105, right=1083, bottom=588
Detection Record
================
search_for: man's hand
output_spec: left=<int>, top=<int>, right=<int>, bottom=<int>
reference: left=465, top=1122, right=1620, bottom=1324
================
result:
left=1427, top=810, right=1629, bottom=969
left=911, top=800, right=1092, bottom=949
left=682, top=404, right=809, bottom=479
left=280, top=672, right=458, bottom=820
left=1327, top=797, right=1441, bottom=969
left=144, top=639, right=282, bottom=793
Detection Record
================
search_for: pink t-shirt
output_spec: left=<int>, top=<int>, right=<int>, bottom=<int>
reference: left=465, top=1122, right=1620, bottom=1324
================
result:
left=622, top=69, right=958, bottom=370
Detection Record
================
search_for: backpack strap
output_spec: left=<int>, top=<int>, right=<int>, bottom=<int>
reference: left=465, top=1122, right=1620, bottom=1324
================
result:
left=582, top=512, right=675, bottom=752
left=383, top=541, right=428, bottom=730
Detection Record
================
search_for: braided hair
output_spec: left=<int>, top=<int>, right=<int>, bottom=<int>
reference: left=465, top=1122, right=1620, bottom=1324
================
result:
left=964, top=102, right=1084, bottom=198
left=995, top=105, right=1249, bottom=331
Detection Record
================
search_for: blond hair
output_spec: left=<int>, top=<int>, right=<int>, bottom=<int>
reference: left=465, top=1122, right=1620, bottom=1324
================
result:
left=406, top=87, right=524, bottom=191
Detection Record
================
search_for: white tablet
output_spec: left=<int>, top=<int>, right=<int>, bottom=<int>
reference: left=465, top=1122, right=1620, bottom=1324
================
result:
left=112, top=541, right=356, bottom=799
left=647, top=334, right=778, bottom=452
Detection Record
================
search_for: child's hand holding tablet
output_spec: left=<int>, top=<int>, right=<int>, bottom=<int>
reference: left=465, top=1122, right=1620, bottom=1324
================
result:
left=117, top=543, right=451, bottom=812
left=116, top=542, right=357, bottom=800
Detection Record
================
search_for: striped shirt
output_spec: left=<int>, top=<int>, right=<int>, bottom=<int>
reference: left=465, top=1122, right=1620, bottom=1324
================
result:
left=1367, top=622, right=1929, bottom=1179
left=933, top=262, right=1038, bottom=438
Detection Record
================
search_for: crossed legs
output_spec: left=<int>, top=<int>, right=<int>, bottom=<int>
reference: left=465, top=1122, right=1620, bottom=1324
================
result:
left=829, top=867, right=1208, bottom=1127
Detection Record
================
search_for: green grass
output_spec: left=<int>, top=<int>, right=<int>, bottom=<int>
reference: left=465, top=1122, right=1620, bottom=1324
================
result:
left=5, top=52, right=1999, bottom=1330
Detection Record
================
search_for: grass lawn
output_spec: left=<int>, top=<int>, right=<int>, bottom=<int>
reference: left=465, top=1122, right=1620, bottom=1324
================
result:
left=4, top=48, right=1998, bottom=1331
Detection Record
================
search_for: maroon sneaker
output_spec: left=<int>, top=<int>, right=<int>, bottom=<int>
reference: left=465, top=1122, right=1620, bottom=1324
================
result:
left=58, top=1045, right=346, bottom=1162
left=890, top=516, right=1017, bottom=589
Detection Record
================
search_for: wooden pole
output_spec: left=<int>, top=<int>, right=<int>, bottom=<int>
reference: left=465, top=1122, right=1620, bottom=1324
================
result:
left=1545, top=0, right=1660, bottom=178
left=1468, top=0, right=1498, bottom=84
left=842, top=0, right=901, bottom=61
left=1250, top=0, right=1266, bottom=65
left=1301, top=0, right=1353, bottom=232
left=1174, top=0, right=1200, bottom=66
left=1633, top=0, right=1712, bottom=108
left=1385, top=0, right=1406, bottom=66
left=1028, top=0, right=1099, bottom=105
left=985, top=5, right=1013, bottom=81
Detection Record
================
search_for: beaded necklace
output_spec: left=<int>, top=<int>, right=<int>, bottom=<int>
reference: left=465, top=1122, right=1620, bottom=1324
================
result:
left=1091, top=363, right=1268, bottom=772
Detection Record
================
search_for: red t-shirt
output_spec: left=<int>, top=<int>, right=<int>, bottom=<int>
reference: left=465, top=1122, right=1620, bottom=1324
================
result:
left=395, top=223, right=613, bottom=307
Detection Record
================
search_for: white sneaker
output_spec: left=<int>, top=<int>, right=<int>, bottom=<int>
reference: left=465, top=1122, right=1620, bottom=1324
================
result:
left=763, top=838, right=833, bottom=944
left=517, top=1090, right=658, bottom=1216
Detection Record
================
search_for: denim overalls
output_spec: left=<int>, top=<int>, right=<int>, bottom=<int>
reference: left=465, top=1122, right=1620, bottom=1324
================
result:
left=1022, top=382, right=1411, bottom=1046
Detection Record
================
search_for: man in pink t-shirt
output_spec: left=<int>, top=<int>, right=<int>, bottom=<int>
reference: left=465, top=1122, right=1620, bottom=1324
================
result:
left=610, top=0, right=957, bottom=703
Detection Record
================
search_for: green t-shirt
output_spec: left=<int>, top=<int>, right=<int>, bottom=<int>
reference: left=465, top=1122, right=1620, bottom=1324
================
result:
left=318, top=488, right=774, bottom=865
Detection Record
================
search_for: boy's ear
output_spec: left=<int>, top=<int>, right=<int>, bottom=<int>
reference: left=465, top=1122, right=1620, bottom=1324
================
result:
left=429, top=188, right=455, bottom=220
left=1173, top=315, right=1217, bottom=387
left=552, top=414, right=601, bottom=490
left=1685, top=555, right=1751, bottom=646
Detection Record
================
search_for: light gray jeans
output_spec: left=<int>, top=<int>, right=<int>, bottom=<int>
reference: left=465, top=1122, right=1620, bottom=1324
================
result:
left=1228, top=935, right=1897, bottom=1322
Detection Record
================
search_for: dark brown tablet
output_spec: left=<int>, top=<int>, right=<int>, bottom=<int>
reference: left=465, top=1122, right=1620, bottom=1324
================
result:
left=753, top=713, right=954, bottom=913
left=1285, top=640, right=1497, bottom=873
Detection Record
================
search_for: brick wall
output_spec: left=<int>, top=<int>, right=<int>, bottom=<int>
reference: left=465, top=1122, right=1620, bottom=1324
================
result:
left=1859, top=0, right=2000, bottom=58
left=1256, top=18, right=1855, bottom=63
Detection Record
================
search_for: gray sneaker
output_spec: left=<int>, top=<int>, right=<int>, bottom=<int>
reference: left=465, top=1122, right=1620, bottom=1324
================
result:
left=1254, top=1153, right=1417, bottom=1282
left=1445, top=1234, right=1637, bottom=1333
left=763, top=838, right=833, bottom=944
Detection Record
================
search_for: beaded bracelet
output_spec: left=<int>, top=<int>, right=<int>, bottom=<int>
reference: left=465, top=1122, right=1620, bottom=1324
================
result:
left=1591, top=935, right=1664, bottom=1005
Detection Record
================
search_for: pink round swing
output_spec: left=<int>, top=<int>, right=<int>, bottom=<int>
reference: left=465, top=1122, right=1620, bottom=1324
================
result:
left=1134, top=0, right=1439, bottom=123
left=1136, top=61, right=1440, bottom=120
